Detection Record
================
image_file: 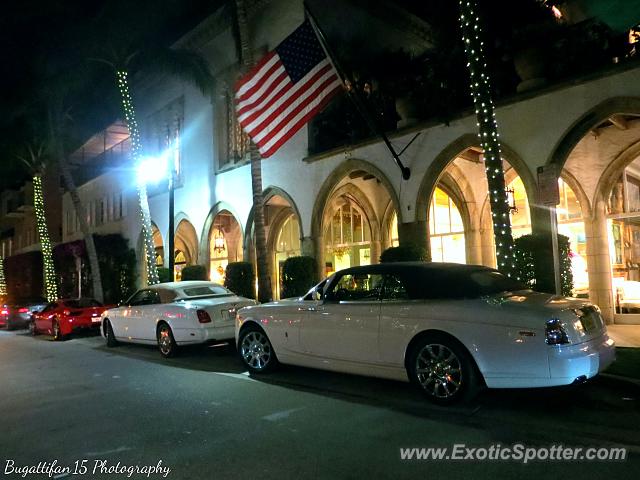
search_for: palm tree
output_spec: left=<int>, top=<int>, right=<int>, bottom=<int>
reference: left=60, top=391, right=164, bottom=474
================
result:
left=233, top=0, right=273, bottom=303
left=18, top=144, right=59, bottom=302
left=457, top=0, right=515, bottom=275
left=46, top=92, right=105, bottom=302
left=90, top=42, right=215, bottom=286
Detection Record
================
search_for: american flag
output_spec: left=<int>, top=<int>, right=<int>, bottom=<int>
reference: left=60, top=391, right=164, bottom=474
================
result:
left=235, top=20, right=342, bottom=158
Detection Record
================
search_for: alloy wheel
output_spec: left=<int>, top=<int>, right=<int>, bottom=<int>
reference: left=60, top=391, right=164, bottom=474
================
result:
left=240, top=331, right=272, bottom=371
left=158, top=325, right=173, bottom=356
left=414, top=343, right=463, bottom=399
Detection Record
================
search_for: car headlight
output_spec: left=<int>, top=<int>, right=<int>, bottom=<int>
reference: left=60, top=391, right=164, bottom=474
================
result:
left=545, top=318, right=570, bottom=345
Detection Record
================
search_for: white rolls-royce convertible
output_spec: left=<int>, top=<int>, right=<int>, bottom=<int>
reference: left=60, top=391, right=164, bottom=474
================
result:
left=235, top=262, right=616, bottom=404
left=102, top=281, right=256, bottom=357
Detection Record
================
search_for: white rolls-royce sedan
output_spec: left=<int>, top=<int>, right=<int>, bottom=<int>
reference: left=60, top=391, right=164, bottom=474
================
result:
left=235, top=262, right=615, bottom=404
left=102, top=281, right=256, bottom=357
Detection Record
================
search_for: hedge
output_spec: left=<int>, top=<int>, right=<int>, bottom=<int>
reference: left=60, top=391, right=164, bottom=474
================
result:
left=181, top=264, right=207, bottom=281
left=380, top=244, right=427, bottom=263
left=224, top=262, right=255, bottom=299
left=281, top=256, right=318, bottom=298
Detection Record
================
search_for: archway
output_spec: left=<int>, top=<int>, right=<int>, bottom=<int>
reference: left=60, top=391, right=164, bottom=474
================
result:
left=312, top=159, right=400, bottom=278
left=208, top=210, right=243, bottom=284
left=174, top=218, right=198, bottom=281
left=244, top=187, right=303, bottom=299
left=557, top=103, right=640, bottom=322
left=151, top=223, right=164, bottom=267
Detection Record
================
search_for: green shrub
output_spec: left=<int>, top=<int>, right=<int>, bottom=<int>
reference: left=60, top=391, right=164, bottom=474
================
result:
left=157, top=267, right=172, bottom=283
left=224, top=262, right=255, bottom=299
left=513, top=233, right=573, bottom=295
left=380, top=244, right=427, bottom=263
left=281, top=256, right=318, bottom=298
left=181, top=264, right=207, bottom=281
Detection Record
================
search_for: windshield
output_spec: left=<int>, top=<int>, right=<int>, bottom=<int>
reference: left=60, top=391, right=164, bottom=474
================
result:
left=181, top=285, right=232, bottom=297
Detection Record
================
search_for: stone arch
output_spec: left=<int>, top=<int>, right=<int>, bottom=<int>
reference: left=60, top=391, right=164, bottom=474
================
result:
left=243, top=186, right=303, bottom=257
left=560, top=169, right=592, bottom=220
left=323, top=182, right=380, bottom=242
left=174, top=216, right=198, bottom=266
left=548, top=97, right=640, bottom=170
left=311, top=158, right=402, bottom=245
left=199, top=202, right=245, bottom=263
left=592, top=139, right=640, bottom=213
left=416, top=134, right=537, bottom=221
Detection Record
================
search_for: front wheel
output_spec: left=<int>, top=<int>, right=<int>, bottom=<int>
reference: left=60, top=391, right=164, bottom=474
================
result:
left=104, top=320, right=118, bottom=347
left=407, top=334, right=479, bottom=405
left=52, top=319, right=65, bottom=341
left=238, top=326, right=278, bottom=373
left=157, top=323, right=178, bottom=358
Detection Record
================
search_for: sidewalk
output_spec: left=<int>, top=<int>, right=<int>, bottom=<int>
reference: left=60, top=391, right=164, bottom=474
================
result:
left=607, top=324, right=640, bottom=347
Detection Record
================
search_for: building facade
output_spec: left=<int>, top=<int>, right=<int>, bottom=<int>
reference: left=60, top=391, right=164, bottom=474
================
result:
left=4, top=0, right=640, bottom=325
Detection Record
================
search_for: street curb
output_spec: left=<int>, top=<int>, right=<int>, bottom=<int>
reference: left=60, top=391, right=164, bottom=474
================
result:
left=599, top=373, right=640, bottom=391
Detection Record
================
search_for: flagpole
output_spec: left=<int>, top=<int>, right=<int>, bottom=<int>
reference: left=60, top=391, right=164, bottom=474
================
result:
left=304, top=2, right=411, bottom=180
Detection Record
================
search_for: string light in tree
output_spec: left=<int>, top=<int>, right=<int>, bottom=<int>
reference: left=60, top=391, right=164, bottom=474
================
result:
left=457, top=0, right=515, bottom=276
left=0, top=256, right=7, bottom=298
left=116, top=70, right=159, bottom=285
left=33, top=175, right=58, bottom=301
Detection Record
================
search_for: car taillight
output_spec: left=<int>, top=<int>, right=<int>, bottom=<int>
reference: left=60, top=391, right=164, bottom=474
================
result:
left=0, top=309, right=8, bottom=316
left=197, top=309, right=211, bottom=323
left=545, top=318, right=570, bottom=345
left=18, top=308, right=29, bottom=313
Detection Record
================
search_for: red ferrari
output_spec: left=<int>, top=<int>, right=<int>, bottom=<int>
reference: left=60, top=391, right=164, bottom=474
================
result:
left=31, top=298, right=113, bottom=340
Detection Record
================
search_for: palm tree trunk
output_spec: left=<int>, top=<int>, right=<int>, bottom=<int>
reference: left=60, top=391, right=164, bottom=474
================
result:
left=58, top=158, right=105, bottom=302
left=457, top=0, right=515, bottom=275
left=116, top=69, right=159, bottom=285
left=48, top=107, right=105, bottom=302
left=32, top=174, right=58, bottom=301
left=235, top=0, right=273, bottom=302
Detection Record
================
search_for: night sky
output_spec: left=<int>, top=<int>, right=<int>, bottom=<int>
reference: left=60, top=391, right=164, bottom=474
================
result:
left=0, top=0, right=223, bottom=191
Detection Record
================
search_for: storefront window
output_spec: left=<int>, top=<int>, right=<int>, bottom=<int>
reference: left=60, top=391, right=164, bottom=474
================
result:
left=209, top=229, right=228, bottom=285
left=275, top=215, right=301, bottom=298
left=390, top=213, right=399, bottom=247
left=174, top=250, right=187, bottom=281
left=429, top=187, right=466, bottom=264
left=325, top=201, right=371, bottom=276
left=607, top=163, right=640, bottom=315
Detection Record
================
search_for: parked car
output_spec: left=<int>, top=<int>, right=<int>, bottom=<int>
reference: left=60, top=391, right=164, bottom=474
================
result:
left=101, top=281, right=257, bottom=357
left=235, top=262, right=616, bottom=405
left=0, top=297, right=48, bottom=330
left=31, top=298, right=112, bottom=340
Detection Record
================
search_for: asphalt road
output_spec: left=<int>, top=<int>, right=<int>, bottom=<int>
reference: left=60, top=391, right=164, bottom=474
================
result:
left=0, top=328, right=638, bottom=480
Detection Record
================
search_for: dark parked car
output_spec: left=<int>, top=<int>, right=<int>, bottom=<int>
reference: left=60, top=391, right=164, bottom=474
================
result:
left=0, top=297, right=48, bottom=330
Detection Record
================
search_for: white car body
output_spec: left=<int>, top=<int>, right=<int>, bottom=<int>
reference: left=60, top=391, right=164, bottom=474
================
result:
left=103, top=281, right=256, bottom=347
left=236, top=263, right=615, bottom=389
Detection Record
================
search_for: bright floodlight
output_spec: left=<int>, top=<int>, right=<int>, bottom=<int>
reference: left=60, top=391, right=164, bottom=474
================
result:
left=137, top=154, right=169, bottom=184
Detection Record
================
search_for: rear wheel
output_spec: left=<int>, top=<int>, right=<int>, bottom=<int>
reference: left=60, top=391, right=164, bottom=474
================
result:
left=238, top=326, right=278, bottom=373
left=157, top=323, right=178, bottom=358
left=52, top=319, right=65, bottom=341
left=104, top=320, right=118, bottom=347
left=407, top=334, right=478, bottom=405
